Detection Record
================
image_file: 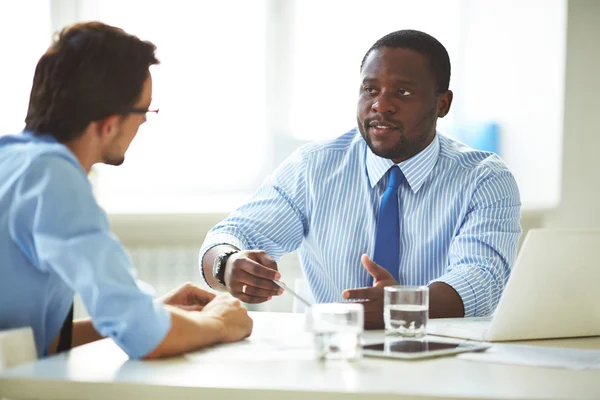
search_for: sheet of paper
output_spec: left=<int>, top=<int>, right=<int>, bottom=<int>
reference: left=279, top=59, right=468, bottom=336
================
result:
left=184, top=333, right=316, bottom=363
left=458, top=343, right=600, bottom=370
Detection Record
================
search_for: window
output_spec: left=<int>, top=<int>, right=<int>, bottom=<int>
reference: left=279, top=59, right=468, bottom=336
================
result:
left=5, top=0, right=566, bottom=213
left=77, top=0, right=268, bottom=213
left=76, top=0, right=464, bottom=213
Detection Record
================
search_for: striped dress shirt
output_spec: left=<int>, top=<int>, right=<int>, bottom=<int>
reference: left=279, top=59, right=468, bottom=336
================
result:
left=200, top=129, right=522, bottom=317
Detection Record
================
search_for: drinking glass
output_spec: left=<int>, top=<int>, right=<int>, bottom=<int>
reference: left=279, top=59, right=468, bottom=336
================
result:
left=311, top=303, right=364, bottom=361
left=384, top=285, right=429, bottom=337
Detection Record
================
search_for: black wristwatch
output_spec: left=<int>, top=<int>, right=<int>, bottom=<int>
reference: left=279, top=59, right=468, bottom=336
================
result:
left=212, top=250, right=239, bottom=286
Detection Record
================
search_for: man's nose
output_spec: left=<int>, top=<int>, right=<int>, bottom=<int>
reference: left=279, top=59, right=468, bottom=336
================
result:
left=371, top=93, right=396, bottom=115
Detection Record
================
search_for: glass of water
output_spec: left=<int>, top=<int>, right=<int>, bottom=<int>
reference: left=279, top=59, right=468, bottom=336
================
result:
left=311, top=303, right=364, bottom=361
left=384, top=285, right=429, bottom=337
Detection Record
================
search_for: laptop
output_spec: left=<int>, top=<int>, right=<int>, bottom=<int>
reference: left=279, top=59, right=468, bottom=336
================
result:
left=427, top=229, right=600, bottom=342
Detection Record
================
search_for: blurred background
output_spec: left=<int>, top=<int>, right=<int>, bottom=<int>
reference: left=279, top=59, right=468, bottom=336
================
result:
left=1, top=0, right=598, bottom=316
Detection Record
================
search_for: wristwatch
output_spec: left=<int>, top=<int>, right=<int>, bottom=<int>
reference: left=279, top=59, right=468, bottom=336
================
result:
left=212, top=250, right=239, bottom=286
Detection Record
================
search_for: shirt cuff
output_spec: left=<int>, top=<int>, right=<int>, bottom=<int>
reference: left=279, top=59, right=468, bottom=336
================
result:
left=102, top=298, right=171, bottom=359
left=198, top=233, right=249, bottom=288
left=430, top=270, right=481, bottom=317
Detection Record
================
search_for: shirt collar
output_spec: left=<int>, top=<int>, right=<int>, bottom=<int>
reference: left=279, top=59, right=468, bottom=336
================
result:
left=21, top=130, right=86, bottom=175
left=22, top=130, right=59, bottom=144
left=365, top=133, right=440, bottom=193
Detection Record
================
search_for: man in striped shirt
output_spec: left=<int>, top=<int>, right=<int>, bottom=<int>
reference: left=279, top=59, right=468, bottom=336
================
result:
left=200, top=30, right=521, bottom=328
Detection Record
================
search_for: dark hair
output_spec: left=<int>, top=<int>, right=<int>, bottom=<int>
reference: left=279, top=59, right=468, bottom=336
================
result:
left=360, top=29, right=451, bottom=93
left=25, top=21, right=159, bottom=142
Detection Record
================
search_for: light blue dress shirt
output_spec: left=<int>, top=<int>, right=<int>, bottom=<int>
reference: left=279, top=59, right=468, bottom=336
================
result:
left=0, top=132, right=170, bottom=359
left=200, top=129, right=522, bottom=317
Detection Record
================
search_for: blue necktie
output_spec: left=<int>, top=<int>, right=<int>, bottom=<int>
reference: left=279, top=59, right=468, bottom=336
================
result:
left=373, top=166, right=403, bottom=283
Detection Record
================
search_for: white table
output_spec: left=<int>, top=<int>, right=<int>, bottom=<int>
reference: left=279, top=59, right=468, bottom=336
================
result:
left=1, top=312, right=599, bottom=400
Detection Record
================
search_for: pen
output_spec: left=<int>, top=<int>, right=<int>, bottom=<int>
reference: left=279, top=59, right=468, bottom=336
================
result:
left=273, top=280, right=312, bottom=308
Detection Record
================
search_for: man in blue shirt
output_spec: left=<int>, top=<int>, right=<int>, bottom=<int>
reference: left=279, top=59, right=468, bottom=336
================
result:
left=200, top=30, right=521, bottom=328
left=0, top=22, right=252, bottom=359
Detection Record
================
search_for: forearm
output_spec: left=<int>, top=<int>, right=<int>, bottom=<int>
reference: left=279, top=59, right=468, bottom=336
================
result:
left=47, top=318, right=104, bottom=354
left=72, top=318, right=104, bottom=347
left=143, top=305, right=224, bottom=359
left=201, top=244, right=239, bottom=290
left=428, top=282, right=465, bottom=318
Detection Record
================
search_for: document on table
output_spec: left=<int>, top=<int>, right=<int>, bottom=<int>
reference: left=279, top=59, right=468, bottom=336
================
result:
left=458, top=343, right=600, bottom=370
left=185, top=333, right=316, bottom=362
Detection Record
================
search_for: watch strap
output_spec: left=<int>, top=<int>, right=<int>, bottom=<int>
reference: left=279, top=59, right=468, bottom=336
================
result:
left=214, top=250, right=239, bottom=286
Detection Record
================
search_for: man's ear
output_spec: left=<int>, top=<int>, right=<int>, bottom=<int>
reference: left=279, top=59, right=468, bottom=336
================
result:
left=437, top=90, right=453, bottom=118
left=96, top=115, right=121, bottom=139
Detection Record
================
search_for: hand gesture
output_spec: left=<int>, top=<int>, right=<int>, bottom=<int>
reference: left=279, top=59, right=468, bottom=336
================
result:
left=224, top=250, right=283, bottom=303
left=342, top=254, right=398, bottom=329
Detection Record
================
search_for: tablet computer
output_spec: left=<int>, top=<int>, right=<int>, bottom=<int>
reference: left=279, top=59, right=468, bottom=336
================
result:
left=362, top=339, right=490, bottom=360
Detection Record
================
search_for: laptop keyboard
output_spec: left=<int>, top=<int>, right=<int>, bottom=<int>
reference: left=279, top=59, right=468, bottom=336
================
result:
left=428, top=317, right=492, bottom=341
left=441, top=317, right=491, bottom=330
left=449, top=317, right=492, bottom=327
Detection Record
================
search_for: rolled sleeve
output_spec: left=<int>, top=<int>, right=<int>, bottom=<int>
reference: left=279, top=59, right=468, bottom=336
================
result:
left=431, top=166, right=521, bottom=317
left=17, top=156, right=171, bottom=359
left=431, top=263, right=497, bottom=317
left=102, top=297, right=171, bottom=359
left=38, top=229, right=171, bottom=359
left=58, top=232, right=173, bottom=359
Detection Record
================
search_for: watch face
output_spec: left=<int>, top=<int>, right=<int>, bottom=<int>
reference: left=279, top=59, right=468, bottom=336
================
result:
left=212, top=255, right=222, bottom=278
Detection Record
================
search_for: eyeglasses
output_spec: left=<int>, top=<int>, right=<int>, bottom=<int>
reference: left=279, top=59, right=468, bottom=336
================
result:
left=125, top=108, right=160, bottom=116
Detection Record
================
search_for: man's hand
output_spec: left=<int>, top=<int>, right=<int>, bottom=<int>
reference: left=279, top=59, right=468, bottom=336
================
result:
left=201, top=294, right=253, bottom=343
left=159, top=282, right=216, bottom=311
left=342, top=254, right=398, bottom=329
left=223, top=250, right=283, bottom=304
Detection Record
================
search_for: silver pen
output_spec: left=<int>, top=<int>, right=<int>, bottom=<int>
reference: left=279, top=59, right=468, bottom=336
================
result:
left=273, top=280, right=312, bottom=308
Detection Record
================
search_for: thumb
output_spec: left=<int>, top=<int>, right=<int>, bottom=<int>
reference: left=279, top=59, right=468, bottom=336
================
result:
left=175, top=304, right=205, bottom=312
left=185, top=286, right=216, bottom=305
left=254, top=251, right=279, bottom=272
left=361, top=254, right=394, bottom=283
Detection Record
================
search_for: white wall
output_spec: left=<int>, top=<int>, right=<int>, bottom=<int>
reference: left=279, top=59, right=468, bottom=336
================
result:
left=545, top=0, right=600, bottom=228
left=0, top=0, right=51, bottom=135
left=456, top=0, right=566, bottom=211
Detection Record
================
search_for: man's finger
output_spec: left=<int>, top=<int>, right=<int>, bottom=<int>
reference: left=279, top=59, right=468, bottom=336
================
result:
left=237, top=258, right=281, bottom=281
left=236, top=282, right=281, bottom=298
left=258, top=251, right=279, bottom=271
left=237, top=270, right=281, bottom=292
left=250, top=250, right=278, bottom=271
left=231, top=291, right=271, bottom=304
left=175, top=304, right=204, bottom=312
left=361, top=254, right=395, bottom=283
left=184, top=284, right=217, bottom=304
left=342, top=286, right=380, bottom=300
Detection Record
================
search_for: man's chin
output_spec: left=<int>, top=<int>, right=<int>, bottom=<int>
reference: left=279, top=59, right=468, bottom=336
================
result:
left=371, top=148, right=402, bottom=160
left=102, top=156, right=125, bottom=166
left=361, top=130, right=405, bottom=161
left=367, top=139, right=404, bottom=160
